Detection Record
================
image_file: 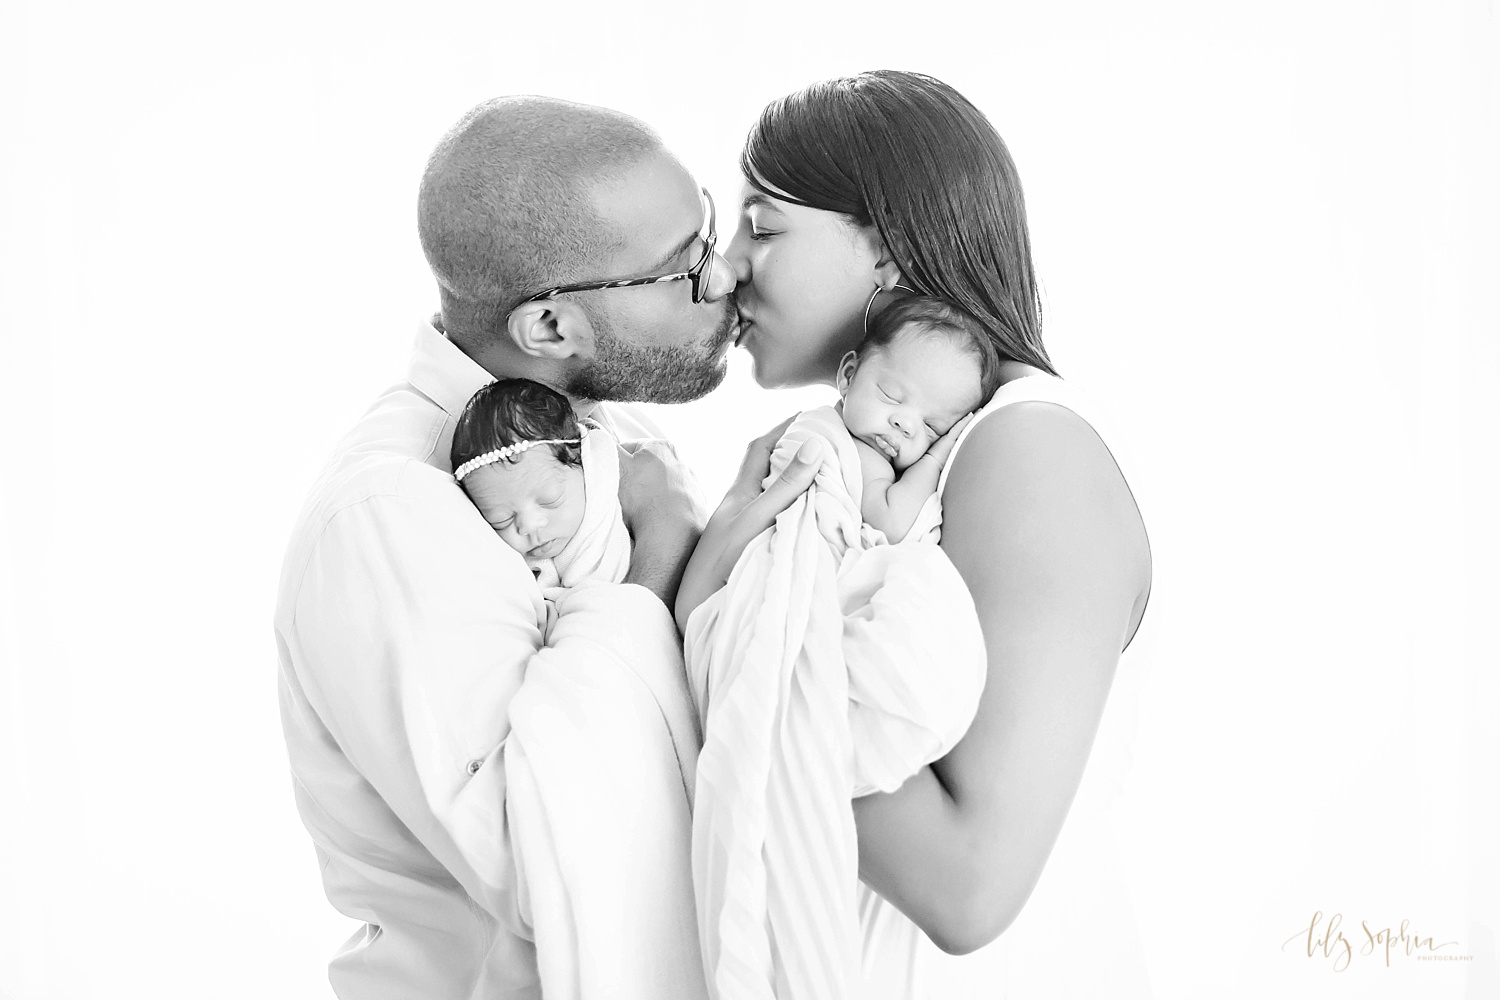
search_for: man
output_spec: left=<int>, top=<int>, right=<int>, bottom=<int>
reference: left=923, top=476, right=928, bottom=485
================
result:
left=276, top=96, right=791, bottom=999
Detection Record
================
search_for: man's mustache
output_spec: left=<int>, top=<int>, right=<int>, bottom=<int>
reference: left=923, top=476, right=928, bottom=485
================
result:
left=711, top=292, right=739, bottom=348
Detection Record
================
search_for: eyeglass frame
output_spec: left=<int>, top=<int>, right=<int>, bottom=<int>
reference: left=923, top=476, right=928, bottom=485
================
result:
left=515, top=188, right=718, bottom=308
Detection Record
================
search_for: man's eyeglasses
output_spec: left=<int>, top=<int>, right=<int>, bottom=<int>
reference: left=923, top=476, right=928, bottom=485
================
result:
left=519, top=188, right=718, bottom=307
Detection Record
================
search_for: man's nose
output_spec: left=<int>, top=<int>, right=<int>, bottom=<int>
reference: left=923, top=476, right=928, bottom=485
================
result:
left=723, top=226, right=752, bottom=288
left=703, top=247, right=738, bottom=302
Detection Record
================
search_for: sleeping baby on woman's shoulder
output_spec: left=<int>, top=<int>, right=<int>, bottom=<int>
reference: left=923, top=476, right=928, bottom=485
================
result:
left=828, top=294, right=1002, bottom=542
left=685, top=293, right=1000, bottom=1000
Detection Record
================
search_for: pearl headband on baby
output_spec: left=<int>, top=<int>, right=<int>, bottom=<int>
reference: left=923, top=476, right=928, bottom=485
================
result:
left=453, top=437, right=582, bottom=482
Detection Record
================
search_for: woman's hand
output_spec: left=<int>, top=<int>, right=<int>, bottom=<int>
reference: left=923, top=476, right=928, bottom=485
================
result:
left=673, top=419, right=823, bottom=632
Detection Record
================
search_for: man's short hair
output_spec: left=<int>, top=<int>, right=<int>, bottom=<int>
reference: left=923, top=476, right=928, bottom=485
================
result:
left=417, top=96, right=664, bottom=341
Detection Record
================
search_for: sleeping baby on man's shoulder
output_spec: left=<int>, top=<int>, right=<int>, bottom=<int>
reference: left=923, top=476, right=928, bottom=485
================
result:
left=449, top=378, right=633, bottom=634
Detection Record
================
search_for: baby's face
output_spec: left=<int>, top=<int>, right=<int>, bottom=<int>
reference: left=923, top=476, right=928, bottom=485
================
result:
left=461, top=447, right=587, bottom=564
left=838, top=333, right=982, bottom=471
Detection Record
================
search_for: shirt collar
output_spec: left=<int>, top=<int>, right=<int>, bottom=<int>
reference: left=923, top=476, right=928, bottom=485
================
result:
left=407, top=316, right=495, bottom=420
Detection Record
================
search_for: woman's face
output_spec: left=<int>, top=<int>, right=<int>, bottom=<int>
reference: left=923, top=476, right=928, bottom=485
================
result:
left=725, top=181, right=884, bottom=389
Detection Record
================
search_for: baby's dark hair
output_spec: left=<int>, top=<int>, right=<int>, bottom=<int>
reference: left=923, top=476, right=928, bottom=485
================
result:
left=450, top=378, right=583, bottom=474
left=864, top=295, right=1004, bottom=403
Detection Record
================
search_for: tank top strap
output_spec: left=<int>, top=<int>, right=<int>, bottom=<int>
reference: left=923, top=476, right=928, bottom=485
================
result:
left=937, top=375, right=1131, bottom=496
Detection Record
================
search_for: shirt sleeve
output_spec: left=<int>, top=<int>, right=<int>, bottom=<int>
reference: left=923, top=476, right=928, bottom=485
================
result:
left=283, top=460, right=698, bottom=949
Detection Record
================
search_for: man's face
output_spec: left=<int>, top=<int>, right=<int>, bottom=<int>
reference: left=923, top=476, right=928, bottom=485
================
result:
left=567, top=151, right=738, bottom=404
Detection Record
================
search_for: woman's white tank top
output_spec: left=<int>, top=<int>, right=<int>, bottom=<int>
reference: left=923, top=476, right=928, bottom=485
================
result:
left=856, top=374, right=1157, bottom=999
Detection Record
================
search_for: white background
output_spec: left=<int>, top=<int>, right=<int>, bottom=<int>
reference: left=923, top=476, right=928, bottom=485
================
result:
left=2, top=1, right=1496, bottom=997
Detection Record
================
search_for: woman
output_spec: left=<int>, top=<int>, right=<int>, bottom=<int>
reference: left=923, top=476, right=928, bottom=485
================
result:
left=678, top=70, right=1153, bottom=997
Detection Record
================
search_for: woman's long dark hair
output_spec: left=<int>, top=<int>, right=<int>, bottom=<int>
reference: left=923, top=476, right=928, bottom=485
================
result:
left=742, top=70, right=1056, bottom=378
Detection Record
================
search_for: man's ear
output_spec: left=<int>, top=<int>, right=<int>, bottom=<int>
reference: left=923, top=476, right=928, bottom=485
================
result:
left=835, top=350, right=859, bottom=397
left=505, top=299, right=595, bottom=361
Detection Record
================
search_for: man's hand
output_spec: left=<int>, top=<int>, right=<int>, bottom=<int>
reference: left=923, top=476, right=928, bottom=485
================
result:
left=617, top=440, right=707, bottom=612
left=673, top=419, right=822, bottom=633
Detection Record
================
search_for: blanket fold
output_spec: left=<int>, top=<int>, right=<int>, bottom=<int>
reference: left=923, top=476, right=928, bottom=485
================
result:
left=508, top=580, right=707, bottom=999
left=684, top=406, right=987, bottom=1000
left=535, top=426, right=632, bottom=595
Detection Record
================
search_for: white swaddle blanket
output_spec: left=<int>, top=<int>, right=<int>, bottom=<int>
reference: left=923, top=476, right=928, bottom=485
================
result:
left=507, top=579, right=706, bottom=1000
left=684, top=406, right=988, bottom=1000
left=533, top=424, right=632, bottom=596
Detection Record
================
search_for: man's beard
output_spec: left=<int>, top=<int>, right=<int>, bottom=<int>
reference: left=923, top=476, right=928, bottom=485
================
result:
left=567, top=302, right=735, bottom=404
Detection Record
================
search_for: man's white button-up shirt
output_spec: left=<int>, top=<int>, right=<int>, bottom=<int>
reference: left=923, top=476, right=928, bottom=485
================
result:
left=275, top=319, right=705, bottom=999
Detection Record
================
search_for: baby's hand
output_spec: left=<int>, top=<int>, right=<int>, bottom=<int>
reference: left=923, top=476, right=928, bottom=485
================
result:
left=922, top=413, right=975, bottom=467
left=541, top=592, right=562, bottom=641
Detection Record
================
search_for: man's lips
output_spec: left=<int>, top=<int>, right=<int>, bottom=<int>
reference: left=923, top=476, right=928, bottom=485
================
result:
left=734, top=311, right=754, bottom=346
left=711, top=306, right=739, bottom=353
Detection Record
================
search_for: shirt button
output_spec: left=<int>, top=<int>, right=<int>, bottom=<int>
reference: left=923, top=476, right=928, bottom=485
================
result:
left=467, top=759, right=483, bottom=775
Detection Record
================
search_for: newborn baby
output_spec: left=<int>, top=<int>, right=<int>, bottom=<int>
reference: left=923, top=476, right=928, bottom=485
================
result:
left=686, top=295, right=1001, bottom=1000
left=450, top=379, right=631, bottom=623
left=833, top=294, right=1000, bottom=541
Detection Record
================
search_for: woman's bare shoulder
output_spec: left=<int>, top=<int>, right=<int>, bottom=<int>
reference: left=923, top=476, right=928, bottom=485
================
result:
left=941, top=398, right=1151, bottom=641
left=951, top=397, right=1119, bottom=473
left=944, top=399, right=1139, bottom=514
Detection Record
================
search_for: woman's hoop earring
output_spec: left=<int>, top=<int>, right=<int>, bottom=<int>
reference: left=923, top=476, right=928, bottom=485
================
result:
left=863, top=283, right=917, bottom=337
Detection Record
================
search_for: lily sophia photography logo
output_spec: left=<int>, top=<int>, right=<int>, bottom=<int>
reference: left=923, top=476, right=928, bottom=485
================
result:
left=1282, top=910, right=1471, bottom=971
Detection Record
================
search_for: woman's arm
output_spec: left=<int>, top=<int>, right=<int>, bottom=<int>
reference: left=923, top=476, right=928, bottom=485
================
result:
left=853, top=401, right=1151, bottom=954
left=673, top=423, right=822, bottom=632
